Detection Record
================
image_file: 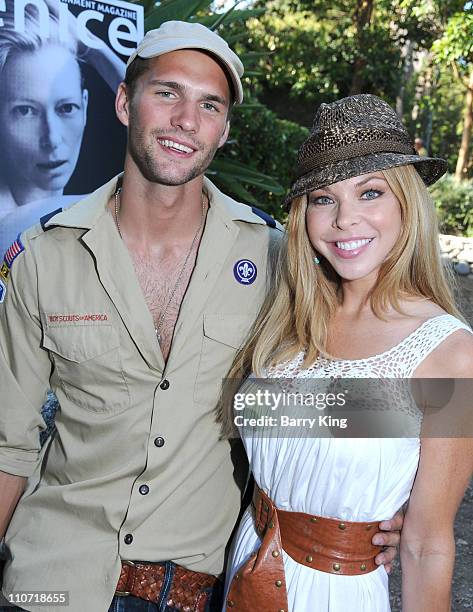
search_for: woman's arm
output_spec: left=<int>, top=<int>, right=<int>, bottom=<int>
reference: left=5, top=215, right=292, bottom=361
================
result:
left=402, top=332, right=473, bottom=611
left=401, top=437, right=473, bottom=611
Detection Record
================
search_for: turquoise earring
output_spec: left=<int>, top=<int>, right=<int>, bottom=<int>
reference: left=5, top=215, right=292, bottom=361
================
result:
left=313, top=255, right=320, bottom=265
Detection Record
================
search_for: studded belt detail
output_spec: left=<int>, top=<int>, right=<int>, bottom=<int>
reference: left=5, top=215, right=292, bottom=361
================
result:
left=225, top=485, right=383, bottom=611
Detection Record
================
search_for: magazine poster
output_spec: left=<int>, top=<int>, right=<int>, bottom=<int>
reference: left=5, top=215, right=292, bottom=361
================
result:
left=0, top=0, right=144, bottom=254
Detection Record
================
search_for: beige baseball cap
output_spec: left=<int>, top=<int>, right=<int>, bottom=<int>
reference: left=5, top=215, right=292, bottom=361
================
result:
left=126, top=20, right=244, bottom=104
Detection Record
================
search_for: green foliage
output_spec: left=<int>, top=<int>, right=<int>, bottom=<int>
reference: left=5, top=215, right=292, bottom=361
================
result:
left=401, top=4, right=473, bottom=175
left=432, top=11, right=473, bottom=70
left=401, top=65, right=465, bottom=167
left=144, top=0, right=211, bottom=27
left=214, top=102, right=308, bottom=219
left=430, top=174, right=473, bottom=237
left=208, top=158, right=285, bottom=205
left=426, top=72, right=465, bottom=169
left=239, top=0, right=472, bottom=175
left=243, top=0, right=420, bottom=116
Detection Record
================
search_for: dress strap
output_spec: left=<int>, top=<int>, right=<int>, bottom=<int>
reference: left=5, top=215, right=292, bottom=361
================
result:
left=399, top=315, right=472, bottom=377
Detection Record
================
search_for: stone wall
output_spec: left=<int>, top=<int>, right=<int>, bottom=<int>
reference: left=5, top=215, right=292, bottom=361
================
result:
left=439, top=235, right=473, bottom=278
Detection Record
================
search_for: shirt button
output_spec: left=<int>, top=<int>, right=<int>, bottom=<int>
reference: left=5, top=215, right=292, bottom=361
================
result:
left=124, top=534, right=133, bottom=545
left=154, top=437, right=165, bottom=448
left=160, top=379, right=170, bottom=390
left=139, top=484, right=149, bottom=495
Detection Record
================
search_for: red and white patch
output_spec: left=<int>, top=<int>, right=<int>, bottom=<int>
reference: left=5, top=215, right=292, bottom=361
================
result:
left=4, top=235, right=25, bottom=268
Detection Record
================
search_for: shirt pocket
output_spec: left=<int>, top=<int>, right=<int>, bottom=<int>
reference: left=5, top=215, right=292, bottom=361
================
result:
left=194, top=313, right=256, bottom=410
left=42, top=325, right=130, bottom=415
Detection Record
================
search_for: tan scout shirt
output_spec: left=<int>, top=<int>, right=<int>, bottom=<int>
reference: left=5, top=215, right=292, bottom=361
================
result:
left=0, top=175, right=282, bottom=612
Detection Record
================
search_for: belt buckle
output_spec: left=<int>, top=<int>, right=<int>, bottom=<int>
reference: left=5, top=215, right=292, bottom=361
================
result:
left=115, top=560, right=136, bottom=597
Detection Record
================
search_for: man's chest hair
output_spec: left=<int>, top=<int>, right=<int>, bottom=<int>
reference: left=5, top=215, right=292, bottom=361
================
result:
left=130, top=248, right=196, bottom=331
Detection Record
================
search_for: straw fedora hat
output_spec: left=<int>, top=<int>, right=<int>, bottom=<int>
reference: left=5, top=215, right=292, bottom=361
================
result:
left=284, top=94, right=447, bottom=208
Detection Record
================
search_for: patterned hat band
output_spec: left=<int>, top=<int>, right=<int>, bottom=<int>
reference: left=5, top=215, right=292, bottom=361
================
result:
left=296, top=138, right=416, bottom=178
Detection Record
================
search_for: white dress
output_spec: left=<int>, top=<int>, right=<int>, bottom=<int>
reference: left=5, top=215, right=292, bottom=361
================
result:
left=225, top=314, right=472, bottom=612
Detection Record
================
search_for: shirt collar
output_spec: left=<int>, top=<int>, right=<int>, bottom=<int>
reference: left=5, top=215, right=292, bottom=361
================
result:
left=44, top=174, right=268, bottom=231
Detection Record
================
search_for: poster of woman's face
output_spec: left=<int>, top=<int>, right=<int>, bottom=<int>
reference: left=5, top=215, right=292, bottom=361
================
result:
left=0, top=0, right=144, bottom=254
left=0, top=43, right=88, bottom=206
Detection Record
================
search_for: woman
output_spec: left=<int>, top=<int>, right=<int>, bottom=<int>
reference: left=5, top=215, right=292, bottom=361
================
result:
left=221, top=94, right=473, bottom=611
left=0, top=1, right=124, bottom=253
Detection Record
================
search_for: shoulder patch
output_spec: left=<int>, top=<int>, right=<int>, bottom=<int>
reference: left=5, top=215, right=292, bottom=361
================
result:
left=4, top=234, right=25, bottom=268
left=40, top=207, right=63, bottom=232
left=0, top=262, right=9, bottom=282
left=251, top=206, right=277, bottom=229
left=0, top=278, right=6, bottom=303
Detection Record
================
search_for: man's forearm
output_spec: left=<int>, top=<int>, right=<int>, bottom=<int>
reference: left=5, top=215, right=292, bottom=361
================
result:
left=0, top=471, right=26, bottom=539
left=401, top=538, right=454, bottom=612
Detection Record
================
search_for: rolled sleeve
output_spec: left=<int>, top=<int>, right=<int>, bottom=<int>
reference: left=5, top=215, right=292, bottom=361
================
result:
left=0, top=236, right=50, bottom=477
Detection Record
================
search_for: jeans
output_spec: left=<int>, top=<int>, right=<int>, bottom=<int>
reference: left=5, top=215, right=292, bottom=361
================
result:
left=108, top=595, right=161, bottom=611
left=108, top=589, right=222, bottom=612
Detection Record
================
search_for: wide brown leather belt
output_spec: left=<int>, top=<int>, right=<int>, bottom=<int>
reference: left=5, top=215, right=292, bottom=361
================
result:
left=226, top=485, right=383, bottom=611
left=116, top=560, right=220, bottom=611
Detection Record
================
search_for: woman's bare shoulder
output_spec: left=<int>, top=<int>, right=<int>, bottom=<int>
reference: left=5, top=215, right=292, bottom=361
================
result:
left=396, top=296, right=448, bottom=320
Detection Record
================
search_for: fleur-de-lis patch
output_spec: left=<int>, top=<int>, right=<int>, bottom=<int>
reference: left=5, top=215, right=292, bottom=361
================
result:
left=233, top=259, right=257, bottom=285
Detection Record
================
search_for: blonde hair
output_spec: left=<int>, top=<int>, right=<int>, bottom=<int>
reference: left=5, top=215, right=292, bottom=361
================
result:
left=0, top=5, right=81, bottom=74
left=218, top=164, right=464, bottom=436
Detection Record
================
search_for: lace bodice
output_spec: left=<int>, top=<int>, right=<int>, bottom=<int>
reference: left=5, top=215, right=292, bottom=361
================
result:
left=267, top=314, right=472, bottom=379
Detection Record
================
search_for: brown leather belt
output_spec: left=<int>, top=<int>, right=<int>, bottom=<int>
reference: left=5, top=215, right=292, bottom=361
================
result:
left=116, top=560, right=221, bottom=611
left=226, top=485, right=383, bottom=611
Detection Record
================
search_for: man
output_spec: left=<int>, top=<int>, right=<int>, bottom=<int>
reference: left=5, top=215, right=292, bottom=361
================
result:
left=0, top=22, right=401, bottom=612
left=414, top=137, right=428, bottom=156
